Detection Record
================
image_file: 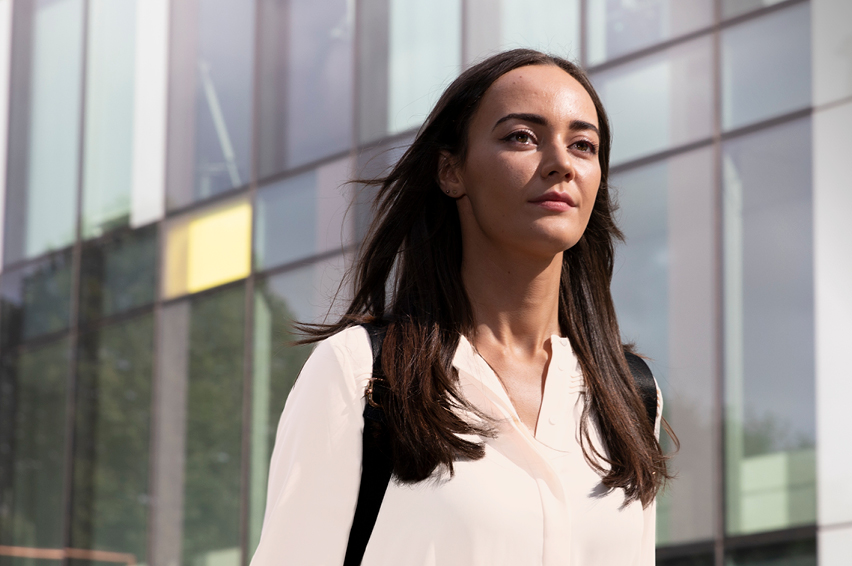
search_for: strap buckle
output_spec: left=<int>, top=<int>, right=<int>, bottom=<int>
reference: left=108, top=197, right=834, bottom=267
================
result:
left=365, top=377, right=386, bottom=408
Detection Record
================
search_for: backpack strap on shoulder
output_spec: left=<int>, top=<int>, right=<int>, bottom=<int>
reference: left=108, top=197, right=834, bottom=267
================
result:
left=343, top=323, right=392, bottom=566
left=624, top=351, right=658, bottom=428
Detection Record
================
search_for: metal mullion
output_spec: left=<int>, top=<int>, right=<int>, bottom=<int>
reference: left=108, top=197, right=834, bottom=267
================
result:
left=711, top=0, right=725, bottom=563
left=609, top=138, right=715, bottom=175
left=60, top=0, right=91, bottom=563
left=253, top=244, right=359, bottom=282
left=238, top=0, right=265, bottom=562
left=255, top=147, right=353, bottom=191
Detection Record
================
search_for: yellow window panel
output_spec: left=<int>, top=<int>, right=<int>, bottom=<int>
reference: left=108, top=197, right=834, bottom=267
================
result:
left=162, top=198, right=252, bottom=299
left=186, top=201, right=252, bottom=293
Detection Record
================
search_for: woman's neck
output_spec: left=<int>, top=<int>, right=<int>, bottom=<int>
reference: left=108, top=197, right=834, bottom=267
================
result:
left=461, top=245, right=563, bottom=356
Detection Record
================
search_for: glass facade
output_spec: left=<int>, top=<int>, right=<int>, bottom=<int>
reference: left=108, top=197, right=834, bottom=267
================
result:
left=0, top=0, right=848, bottom=564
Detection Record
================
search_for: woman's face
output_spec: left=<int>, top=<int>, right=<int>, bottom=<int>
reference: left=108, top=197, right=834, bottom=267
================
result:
left=441, top=64, right=602, bottom=260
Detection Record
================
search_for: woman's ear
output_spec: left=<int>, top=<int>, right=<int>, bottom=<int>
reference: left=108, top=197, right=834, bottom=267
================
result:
left=437, top=151, right=465, bottom=198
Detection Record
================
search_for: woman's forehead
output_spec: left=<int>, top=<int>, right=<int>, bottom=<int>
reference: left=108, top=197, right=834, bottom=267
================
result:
left=476, top=65, right=598, bottom=127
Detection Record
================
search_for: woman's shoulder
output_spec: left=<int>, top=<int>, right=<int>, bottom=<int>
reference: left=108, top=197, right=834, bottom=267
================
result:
left=288, top=325, right=374, bottom=402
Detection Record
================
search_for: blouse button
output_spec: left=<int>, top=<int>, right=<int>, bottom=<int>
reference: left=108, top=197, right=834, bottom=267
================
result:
left=549, top=415, right=558, bottom=425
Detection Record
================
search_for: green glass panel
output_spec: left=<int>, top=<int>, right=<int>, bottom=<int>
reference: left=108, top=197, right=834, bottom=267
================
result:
left=70, top=315, right=153, bottom=564
left=724, top=118, right=816, bottom=535
left=79, top=225, right=157, bottom=323
left=81, top=0, right=137, bottom=239
left=0, top=251, right=73, bottom=348
left=3, top=0, right=84, bottom=264
left=725, top=538, right=816, bottom=566
left=183, top=286, right=245, bottom=565
left=0, top=339, right=69, bottom=552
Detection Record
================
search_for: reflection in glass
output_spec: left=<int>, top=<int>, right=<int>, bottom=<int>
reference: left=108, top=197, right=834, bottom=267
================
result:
left=257, top=0, right=353, bottom=177
left=725, top=538, right=816, bottom=566
left=255, top=157, right=353, bottom=271
left=592, top=36, right=712, bottom=165
left=249, top=256, right=349, bottom=554
left=722, top=0, right=789, bottom=20
left=0, top=339, right=69, bottom=551
left=722, top=3, right=810, bottom=131
left=657, top=553, right=715, bottom=566
left=152, top=286, right=245, bottom=566
left=79, top=225, right=157, bottom=324
left=586, top=0, right=712, bottom=65
left=71, top=315, right=153, bottom=563
left=82, top=0, right=137, bottom=239
left=611, top=148, right=716, bottom=545
left=352, top=135, right=413, bottom=242
left=162, top=196, right=251, bottom=299
left=0, top=250, right=73, bottom=348
left=357, top=0, right=460, bottom=141
left=167, top=0, right=255, bottom=209
left=388, top=0, right=460, bottom=134
left=465, top=0, right=579, bottom=65
left=724, top=118, right=815, bottom=535
left=3, top=0, right=84, bottom=265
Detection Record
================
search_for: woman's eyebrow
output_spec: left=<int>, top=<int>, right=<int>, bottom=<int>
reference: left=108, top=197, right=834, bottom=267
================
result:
left=493, top=113, right=600, bottom=137
left=492, top=112, right=547, bottom=130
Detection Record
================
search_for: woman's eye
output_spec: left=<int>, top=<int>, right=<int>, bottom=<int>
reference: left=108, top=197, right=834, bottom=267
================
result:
left=505, top=131, right=535, bottom=144
left=572, top=140, right=598, bottom=154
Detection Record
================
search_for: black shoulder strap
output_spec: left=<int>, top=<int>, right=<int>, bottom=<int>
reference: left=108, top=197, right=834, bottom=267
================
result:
left=343, top=323, right=392, bottom=566
left=624, top=351, right=658, bottom=428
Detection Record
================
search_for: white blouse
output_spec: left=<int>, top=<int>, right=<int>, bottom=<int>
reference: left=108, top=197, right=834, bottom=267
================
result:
left=251, top=325, right=661, bottom=566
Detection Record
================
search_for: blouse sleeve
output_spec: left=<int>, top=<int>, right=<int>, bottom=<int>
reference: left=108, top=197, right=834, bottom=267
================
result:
left=250, top=330, right=370, bottom=566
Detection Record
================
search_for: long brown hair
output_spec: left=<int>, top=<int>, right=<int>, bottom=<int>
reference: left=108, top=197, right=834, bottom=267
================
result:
left=302, top=49, right=672, bottom=506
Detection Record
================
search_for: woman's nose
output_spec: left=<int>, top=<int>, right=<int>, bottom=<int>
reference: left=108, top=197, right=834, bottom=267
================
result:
left=540, top=143, right=575, bottom=180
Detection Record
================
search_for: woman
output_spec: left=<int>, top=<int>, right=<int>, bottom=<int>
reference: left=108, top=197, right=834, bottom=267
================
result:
left=251, top=49, right=672, bottom=565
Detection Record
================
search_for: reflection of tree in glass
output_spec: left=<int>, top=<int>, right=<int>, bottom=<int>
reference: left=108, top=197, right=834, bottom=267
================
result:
left=182, top=286, right=245, bottom=563
left=71, top=315, right=154, bottom=564
left=0, top=340, right=68, bottom=550
left=743, top=411, right=814, bottom=458
left=0, top=253, right=73, bottom=348
left=79, top=225, right=157, bottom=323
left=256, top=280, right=313, bottom=460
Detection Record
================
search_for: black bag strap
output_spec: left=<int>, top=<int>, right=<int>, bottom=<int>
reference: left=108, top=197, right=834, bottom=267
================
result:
left=624, top=351, right=658, bottom=428
left=343, top=323, right=392, bottom=566
left=343, top=327, right=658, bottom=566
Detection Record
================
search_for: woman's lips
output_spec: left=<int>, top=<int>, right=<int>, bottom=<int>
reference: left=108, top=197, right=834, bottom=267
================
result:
left=529, top=191, right=576, bottom=211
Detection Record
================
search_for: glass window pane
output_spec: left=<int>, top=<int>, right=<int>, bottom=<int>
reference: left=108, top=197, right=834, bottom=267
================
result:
left=151, top=285, right=245, bottom=566
left=592, top=36, right=713, bottom=166
left=465, top=0, right=580, bottom=65
left=79, top=225, right=157, bottom=323
left=0, top=250, right=73, bottom=348
left=4, top=0, right=84, bottom=265
left=353, top=134, right=414, bottom=242
left=71, top=314, right=153, bottom=563
left=162, top=196, right=251, bottom=299
left=722, top=3, right=811, bottom=131
left=81, top=0, right=136, bottom=239
left=254, top=157, right=353, bottom=271
left=725, top=537, right=817, bottom=566
left=166, top=0, right=255, bottom=209
left=0, top=338, right=70, bottom=551
left=249, top=255, right=349, bottom=554
left=723, top=0, right=791, bottom=20
left=657, top=552, right=715, bottom=566
left=358, top=0, right=461, bottom=142
left=611, top=148, right=717, bottom=546
left=586, top=0, right=713, bottom=65
left=257, top=0, right=353, bottom=177
left=724, top=118, right=816, bottom=536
